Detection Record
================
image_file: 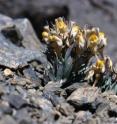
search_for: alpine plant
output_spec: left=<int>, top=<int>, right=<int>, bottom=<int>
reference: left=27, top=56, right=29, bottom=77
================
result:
left=42, top=17, right=117, bottom=93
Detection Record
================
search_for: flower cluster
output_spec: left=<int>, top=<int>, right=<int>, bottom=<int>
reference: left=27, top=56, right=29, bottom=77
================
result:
left=42, top=17, right=107, bottom=57
left=86, top=56, right=113, bottom=86
left=42, top=17, right=117, bottom=93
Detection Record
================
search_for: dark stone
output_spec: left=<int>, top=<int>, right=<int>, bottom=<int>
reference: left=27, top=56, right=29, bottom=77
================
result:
left=43, top=81, right=63, bottom=95
left=56, top=102, right=74, bottom=116
left=30, top=96, right=53, bottom=112
left=67, top=87, right=101, bottom=113
left=0, top=85, right=5, bottom=96
left=23, top=67, right=41, bottom=87
left=7, top=94, right=27, bottom=109
left=65, top=83, right=88, bottom=96
left=1, top=25, right=23, bottom=47
left=14, top=19, right=43, bottom=50
left=67, top=87, right=101, bottom=105
left=0, top=14, right=48, bottom=69
left=96, top=102, right=110, bottom=118
left=43, top=91, right=65, bottom=107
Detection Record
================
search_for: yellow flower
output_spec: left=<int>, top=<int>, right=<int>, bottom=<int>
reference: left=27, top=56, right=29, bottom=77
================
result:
left=55, top=17, right=67, bottom=33
left=98, top=32, right=107, bottom=47
left=96, top=59, right=105, bottom=68
left=99, top=32, right=105, bottom=37
left=42, top=31, right=49, bottom=38
left=95, top=59, right=105, bottom=73
left=48, top=35, right=57, bottom=42
left=87, top=33, right=99, bottom=53
left=71, top=24, right=80, bottom=37
left=88, top=33, right=99, bottom=45
left=48, top=35, right=63, bottom=46
left=75, top=32, right=85, bottom=48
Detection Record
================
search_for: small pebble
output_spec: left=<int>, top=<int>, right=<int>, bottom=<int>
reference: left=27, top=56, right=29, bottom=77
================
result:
left=28, top=89, right=36, bottom=95
left=4, top=68, right=13, bottom=77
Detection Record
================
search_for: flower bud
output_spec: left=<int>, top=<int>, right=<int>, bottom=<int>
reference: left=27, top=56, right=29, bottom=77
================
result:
left=95, top=59, right=105, bottom=73
left=55, top=17, right=67, bottom=33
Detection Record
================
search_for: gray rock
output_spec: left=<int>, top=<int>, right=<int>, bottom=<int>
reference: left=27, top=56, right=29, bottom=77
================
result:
left=0, top=14, right=47, bottom=69
left=73, top=111, right=92, bottom=124
left=96, top=102, right=110, bottom=118
left=23, top=67, right=41, bottom=87
left=44, top=81, right=63, bottom=95
left=65, top=83, right=88, bottom=96
left=56, top=102, right=74, bottom=116
left=0, top=101, right=12, bottom=115
left=0, top=115, right=17, bottom=124
left=14, top=18, right=43, bottom=50
left=0, top=85, right=5, bottom=96
left=67, top=87, right=101, bottom=106
left=14, top=109, right=33, bottom=124
left=31, top=96, right=53, bottom=112
left=43, top=91, right=65, bottom=107
left=9, top=76, right=27, bottom=86
left=56, top=115, right=74, bottom=124
left=7, top=94, right=27, bottom=109
left=15, top=86, right=27, bottom=97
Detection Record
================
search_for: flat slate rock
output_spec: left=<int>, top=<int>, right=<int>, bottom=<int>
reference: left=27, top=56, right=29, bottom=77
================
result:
left=0, top=14, right=47, bottom=69
left=7, top=94, right=28, bottom=109
left=67, top=87, right=101, bottom=105
left=14, top=18, right=43, bottom=50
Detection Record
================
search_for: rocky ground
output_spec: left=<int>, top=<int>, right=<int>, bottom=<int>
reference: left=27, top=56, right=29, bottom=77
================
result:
left=0, top=14, right=116, bottom=124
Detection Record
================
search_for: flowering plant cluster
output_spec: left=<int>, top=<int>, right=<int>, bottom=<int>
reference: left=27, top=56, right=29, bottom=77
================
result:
left=42, top=17, right=117, bottom=93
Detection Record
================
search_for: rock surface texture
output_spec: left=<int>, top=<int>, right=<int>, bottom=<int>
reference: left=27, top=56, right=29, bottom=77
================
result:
left=0, top=14, right=116, bottom=124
